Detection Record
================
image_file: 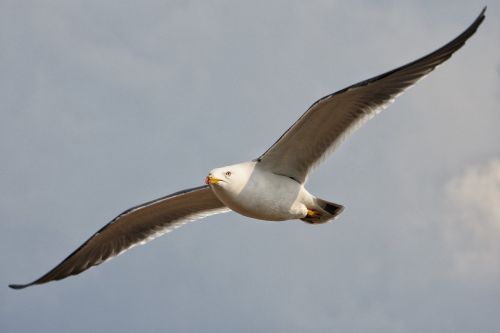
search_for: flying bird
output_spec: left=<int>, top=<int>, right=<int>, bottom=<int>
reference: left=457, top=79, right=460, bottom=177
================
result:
left=10, top=8, right=485, bottom=289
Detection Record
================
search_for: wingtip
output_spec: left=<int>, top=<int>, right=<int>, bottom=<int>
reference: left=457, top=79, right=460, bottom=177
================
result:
left=477, top=6, right=487, bottom=22
left=9, top=283, right=32, bottom=290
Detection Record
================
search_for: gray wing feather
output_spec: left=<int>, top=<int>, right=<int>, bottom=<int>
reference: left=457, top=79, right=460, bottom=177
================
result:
left=257, top=8, right=485, bottom=183
left=9, top=185, right=229, bottom=289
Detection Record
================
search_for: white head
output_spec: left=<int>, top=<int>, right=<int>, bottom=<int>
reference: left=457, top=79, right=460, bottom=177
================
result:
left=205, top=161, right=256, bottom=196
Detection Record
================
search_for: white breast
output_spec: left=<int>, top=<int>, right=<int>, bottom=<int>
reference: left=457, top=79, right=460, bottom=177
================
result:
left=210, top=162, right=310, bottom=221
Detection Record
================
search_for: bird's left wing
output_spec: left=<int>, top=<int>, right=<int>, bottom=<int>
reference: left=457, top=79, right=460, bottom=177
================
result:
left=257, top=8, right=485, bottom=183
left=9, top=185, right=229, bottom=289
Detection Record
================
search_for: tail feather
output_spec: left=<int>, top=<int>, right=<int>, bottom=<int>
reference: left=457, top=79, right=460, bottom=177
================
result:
left=322, top=201, right=344, bottom=217
left=301, top=197, right=344, bottom=224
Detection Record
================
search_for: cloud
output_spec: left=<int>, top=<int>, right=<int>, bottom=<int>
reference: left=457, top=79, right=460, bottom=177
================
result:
left=443, top=159, right=500, bottom=280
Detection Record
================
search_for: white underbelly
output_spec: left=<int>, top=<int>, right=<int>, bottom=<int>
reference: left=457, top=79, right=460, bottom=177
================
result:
left=212, top=172, right=309, bottom=221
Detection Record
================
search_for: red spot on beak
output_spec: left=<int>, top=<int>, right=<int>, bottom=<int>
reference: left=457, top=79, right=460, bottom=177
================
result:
left=205, top=176, right=210, bottom=185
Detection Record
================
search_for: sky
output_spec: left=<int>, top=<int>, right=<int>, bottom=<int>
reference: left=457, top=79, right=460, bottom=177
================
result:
left=1, top=1, right=499, bottom=332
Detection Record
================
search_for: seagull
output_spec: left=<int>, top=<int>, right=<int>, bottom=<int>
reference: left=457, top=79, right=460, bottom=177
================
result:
left=10, top=8, right=485, bottom=289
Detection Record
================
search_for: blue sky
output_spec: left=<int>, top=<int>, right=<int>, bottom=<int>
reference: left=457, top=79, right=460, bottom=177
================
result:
left=1, top=1, right=499, bottom=332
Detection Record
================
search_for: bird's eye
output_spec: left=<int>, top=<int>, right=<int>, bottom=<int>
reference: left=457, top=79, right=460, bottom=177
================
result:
left=225, top=171, right=232, bottom=177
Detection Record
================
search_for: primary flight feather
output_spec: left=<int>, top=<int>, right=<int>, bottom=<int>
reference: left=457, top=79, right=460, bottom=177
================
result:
left=10, top=7, right=485, bottom=289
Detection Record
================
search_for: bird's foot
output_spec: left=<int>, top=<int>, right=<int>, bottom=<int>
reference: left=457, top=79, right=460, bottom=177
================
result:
left=302, top=209, right=322, bottom=224
left=306, top=209, right=321, bottom=218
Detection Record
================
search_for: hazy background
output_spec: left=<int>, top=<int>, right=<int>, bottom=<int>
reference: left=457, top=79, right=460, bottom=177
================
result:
left=1, top=1, right=499, bottom=332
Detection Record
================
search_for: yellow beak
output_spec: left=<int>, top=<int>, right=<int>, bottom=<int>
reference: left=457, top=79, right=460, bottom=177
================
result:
left=205, top=175, right=221, bottom=185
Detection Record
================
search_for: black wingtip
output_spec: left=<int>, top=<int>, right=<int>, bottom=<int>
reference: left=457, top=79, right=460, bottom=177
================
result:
left=9, top=283, right=32, bottom=290
left=477, top=6, right=487, bottom=24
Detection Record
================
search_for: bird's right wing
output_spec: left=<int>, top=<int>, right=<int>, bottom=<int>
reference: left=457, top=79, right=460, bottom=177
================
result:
left=9, top=185, right=229, bottom=289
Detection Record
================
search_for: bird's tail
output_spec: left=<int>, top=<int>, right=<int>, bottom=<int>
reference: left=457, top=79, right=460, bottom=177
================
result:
left=301, top=197, right=344, bottom=224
